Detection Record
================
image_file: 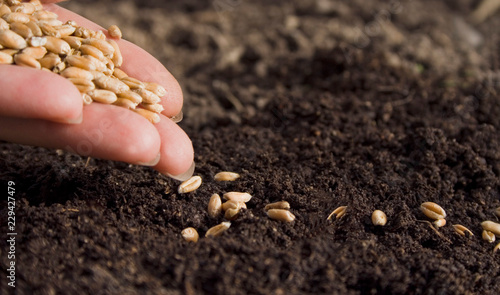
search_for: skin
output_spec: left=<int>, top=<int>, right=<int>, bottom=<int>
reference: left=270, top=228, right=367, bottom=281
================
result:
left=0, top=1, right=194, bottom=180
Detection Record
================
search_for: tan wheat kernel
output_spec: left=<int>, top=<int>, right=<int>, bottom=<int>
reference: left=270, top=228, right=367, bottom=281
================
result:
left=205, top=221, right=231, bottom=237
left=214, top=171, right=240, bottom=182
left=327, top=206, right=347, bottom=220
left=481, top=221, right=500, bottom=237
left=181, top=227, right=199, bottom=243
left=178, top=176, right=202, bottom=194
left=223, top=192, right=252, bottom=203
left=433, top=218, right=446, bottom=228
left=482, top=230, right=495, bottom=243
left=108, top=25, right=122, bottom=39
left=208, top=193, right=222, bottom=218
left=267, top=209, right=295, bottom=222
left=264, top=201, right=290, bottom=211
left=453, top=224, right=474, bottom=237
left=371, top=210, right=387, bottom=226
left=420, top=202, right=446, bottom=220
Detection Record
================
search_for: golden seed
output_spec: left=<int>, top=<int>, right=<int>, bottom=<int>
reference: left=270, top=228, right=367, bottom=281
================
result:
left=73, top=26, right=92, bottom=39
left=113, top=68, right=128, bottom=79
left=37, top=21, right=60, bottom=38
left=121, top=76, right=145, bottom=89
left=68, top=77, right=94, bottom=88
left=107, top=39, right=122, bottom=67
left=0, top=50, right=13, bottom=63
left=10, top=3, right=35, bottom=14
left=221, top=200, right=246, bottom=212
left=87, top=89, right=117, bottom=104
left=494, top=242, right=500, bottom=254
left=79, top=44, right=106, bottom=61
left=481, top=221, right=500, bottom=237
left=54, top=24, right=75, bottom=37
left=21, top=46, right=46, bottom=59
left=1, top=48, right=18, bottom=56
left=0, top=29, right=27, bottom=49
left=214, top=171, right=240, bottom=181
left=141, top=103, right=164, bottom=113
left=13, top=53, right=40, bottom=68
left=66, top=55, right=97, bottom=71
left=178, top=176, right=202, bottom=194
left=2, top=12, right=30, bottom=23
left=433, top=218, right=447, bottom=228
left=107, top=25, right=122, bottom=39
left=0, top=18, right=8, bottom=30
left=44, top=36, right=70, bottom=54
left=223, top=192, right=252, bottom=203
left=32, top=9, right=57, bottom=20
left=118, top=90, right=143, bottom=105
left=145, top=82, right=167, bottom=97
left=93, top=75, right=130, bottom=94
left=61, top=67, right=93, bottom=80
left=93, top=30, right=106, bottom=40
left=327, top=206, right=347, bottom=220
left=10, top=22, right=33, bottom=39
left=39, top=53, right=60, bottom=69
left=82, top=93, right=92, bottom=105
left=264, top=201, right=290, bottom=211
left=224, top=208, right=240, bottom=220
left=61, top=36, right=82, bottom=49
left=112, top=97, right=137, bottom=109
left=133, top=108, right=160, bottom=124
left=83, top=38, right=114, bottom=57
left=208, top=193, right=222, bottom=218
left=134, top=88, right=161, bottom=104
left=205, top=221, right=231, bottom=237
left=52, top=61, right=66, bottom=74
left=482, top=230, right=496, bottom=243
left=453, top=224, right=474, bottom=237
left=267, top=209, right=295, bottom=222
left=27, top=36, right=46, bottom=47
left=181, top=227, right=199, bottom=243
left=420, top=202, right=446, bottom=220
left=371, top=210, right=387, bottom=226
left=25, top=21, right=42, bottom=37
left=0, top=5, right=11, bottom=17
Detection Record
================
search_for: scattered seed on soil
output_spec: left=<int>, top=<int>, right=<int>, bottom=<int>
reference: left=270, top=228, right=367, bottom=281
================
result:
left=453, top=224, right=474, bottom=237
left=205, top=221, right=231, bottom=237
left=267, top=209, right=295, bottom=222
left=433, top=218, right=447, bottom=228
left=420, top=202, right=446, bottom=220
left=208, top=193, right=222, bottom=218
left=181, top=227, right=199, bottom=243
left=327, top=206, right=347, bottom=220
left=221, top=200, right=246, bottom=211
left=223, top=192, right=252, bottom=203
left=264, top=201, right=290, bottom=211
left=214, top=171, right=240, bottom=181
left=482, top=230, right=496, bottom=243
left=371, top=210, right=387, bottom=226
left=481, top=221, right=500, bottom=237
left=494, top=242, right=500, bottom=254
left=178, top=176, right=202, bottom=194
left=224, top=208, right=240, bottom=220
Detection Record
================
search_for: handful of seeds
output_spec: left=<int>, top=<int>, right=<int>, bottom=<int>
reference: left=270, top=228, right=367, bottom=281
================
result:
left=0, top=0, right=168, bottom=124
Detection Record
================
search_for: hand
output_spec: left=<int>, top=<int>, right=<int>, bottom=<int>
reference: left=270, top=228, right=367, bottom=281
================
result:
left=0, top=1, right=194, bottom=181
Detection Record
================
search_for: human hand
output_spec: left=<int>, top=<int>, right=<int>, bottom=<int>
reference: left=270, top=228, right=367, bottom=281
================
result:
left=0, top=1, right=194, bottom=181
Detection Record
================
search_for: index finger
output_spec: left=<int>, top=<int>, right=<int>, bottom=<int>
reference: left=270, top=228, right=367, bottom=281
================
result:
left=43, top=4, right=184, bottom=118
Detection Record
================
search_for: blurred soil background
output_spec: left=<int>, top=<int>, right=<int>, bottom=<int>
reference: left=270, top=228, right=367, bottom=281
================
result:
left=1, top=0, right=500, bottom=294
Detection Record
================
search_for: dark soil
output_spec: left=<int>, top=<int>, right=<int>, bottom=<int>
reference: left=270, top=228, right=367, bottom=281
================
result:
left=2, top=0, right=500, bottom=294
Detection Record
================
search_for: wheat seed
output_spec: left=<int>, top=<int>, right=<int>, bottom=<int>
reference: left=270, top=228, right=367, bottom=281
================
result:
left=433, top=218, right=446, bottom=228
left=10, top=22, right=33, bottom=39
left=371, top=210, right=387, bottom=226
left=27, top=36, right=46, bottom=47
left=205, top=221, right=231, bottom=237
left=420, top=202, right=446, bottom=220
left=178, top=176, right=202, bottom=194
left=207, top=193, right=222, bottom=218
left=181, top=227, right=199, bottom=243
left=107, top=39, right=122, bottom=67
left=264, top=201, right=290, bottom=211
left=93, top=75, right=129, bottom=94
left=112, top=97, right=137, bottom=109
left=221, top=200, right=246, bottom=212
left=2, top=12, right=30, bottom=23
left=87, top=89, right=117, bottom=104
left=481, top=221, right=500, bottom=237
left=113, top=68, right=128, bottom=79
left=107, top=25, right=122, bottom=39
left=118, top=90, right=143, bottom=105
left=134, top=88, right=161, bottom=104
left=133, top=108, right=160, bottom=124
left=0, top=50, right=13, bottom=63
left=224, top=208, right=241, bottom=220
left=13, top=52, right=40, bottom=68
left=44, top=36, right=70, bottom=54
left=145, top=82, right=167, bottom=97
left=0, top=17, right=8, bottom=30
left=11, top=3, right=35, bottom=14
left=83, top=38, right=114, bottom=57
left=267, top=209, right=295, bottom=222
left=453, top=224, right=474, bottom=237
left=327, top=206, right=347, bottom=220
left=214, top=171, right=240, bottom=182
left=223, top=192, right=252, bottom=203
left=0, top=29, right=27, bottom=49
left=482, top=230, right=495, bottom=243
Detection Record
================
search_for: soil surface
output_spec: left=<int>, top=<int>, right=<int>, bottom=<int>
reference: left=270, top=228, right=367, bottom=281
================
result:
left=2, top=0, right=500, bottom=294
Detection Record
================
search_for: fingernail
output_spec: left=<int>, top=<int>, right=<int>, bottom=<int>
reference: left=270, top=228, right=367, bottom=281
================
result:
left=165, top=161, right=195, bottom=181
left=137, top=153, right=161, bottom=166
left=64, top=112, right=83, bottom=124
left=170, top=110, right=183, bottom=123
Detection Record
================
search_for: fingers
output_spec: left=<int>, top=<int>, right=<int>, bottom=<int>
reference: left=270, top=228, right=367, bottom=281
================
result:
left=0, top=65, right=82, bottom=123
left=0, top=103, right=161, bottom=165
left=43, top=4, right=184, bottom=118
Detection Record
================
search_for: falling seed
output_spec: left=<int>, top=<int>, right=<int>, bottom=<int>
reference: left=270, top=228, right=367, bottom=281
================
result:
left=420, top=202, right=446, bottom=220
left=327, top=206, right=347, bottom=220
left=267, top=209, right=295, bottom=222
left=181, top=227, right=199, bottom=243
left=482, top=230, right=496, bottom=243
left=205, top=221, right=231, bottom=237
left=453, top=224, right=474, bottom=237
left=223, top=192, right=252, bottom=203
left=178, top=176, right=202, bottom=194
left=371, top=210, right=387, bottom=226
left=214, top=171, right=240, bottom=181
